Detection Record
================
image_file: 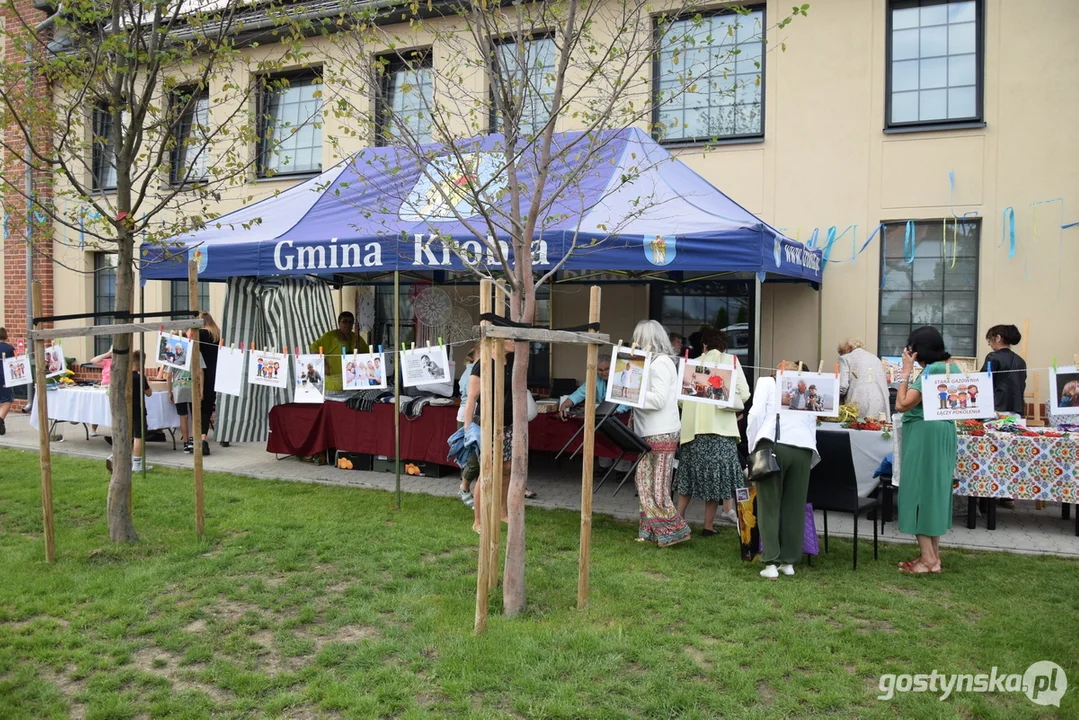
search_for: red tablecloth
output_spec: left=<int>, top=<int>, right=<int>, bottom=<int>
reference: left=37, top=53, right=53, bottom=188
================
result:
left=267, top=403, right=625, bottom=463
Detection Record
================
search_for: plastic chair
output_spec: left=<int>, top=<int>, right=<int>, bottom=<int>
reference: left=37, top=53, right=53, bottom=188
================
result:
left=808, top=430, right=880, bottom=569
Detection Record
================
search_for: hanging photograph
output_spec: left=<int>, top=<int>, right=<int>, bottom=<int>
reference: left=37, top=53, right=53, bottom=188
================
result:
left=44, top=344, right=66, bottom=378
left=605, top=347, right=651, bottom=409
left=248, top=350, right=288, bottom=389
left=2, top=354, right=33, bottom=388
left=920, top=371, right=995, bottom=421
left=1047, top=366, right=1079, bottom=417
left=215, top=346, right=246, bottom=397
left=343, top=352, right=388, bottom=390
left=400, top=347, right=449, bottom=388
left=155, top=332, right=193, bottom=371
left=294, top=354, right=326, bottom=403
left=677, top=357, right=735, bottom=408
left=776, top=371, right=842, bottom=417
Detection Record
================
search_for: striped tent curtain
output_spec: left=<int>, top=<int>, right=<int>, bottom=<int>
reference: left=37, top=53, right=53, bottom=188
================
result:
left=216, top=276, right=336, bottom=444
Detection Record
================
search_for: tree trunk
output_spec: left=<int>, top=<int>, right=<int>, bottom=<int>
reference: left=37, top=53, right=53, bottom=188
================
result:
left=107, top=226, right=139, bottom=543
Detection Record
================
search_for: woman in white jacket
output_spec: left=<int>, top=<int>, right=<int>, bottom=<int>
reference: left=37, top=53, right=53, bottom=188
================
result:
left=630, top=320, right=690, bottom=547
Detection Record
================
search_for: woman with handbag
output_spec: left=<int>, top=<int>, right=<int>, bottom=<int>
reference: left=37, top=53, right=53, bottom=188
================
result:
left=631, top=320, right=691, bottom=547
left=675, top=326, right=751, bottom=534
left=746, top=361, right=819, bottom=579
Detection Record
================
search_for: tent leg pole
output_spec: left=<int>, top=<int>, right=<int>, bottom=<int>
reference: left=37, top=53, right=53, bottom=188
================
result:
left=753, top=275, right=763, bottom=383
left=394, top=270, right=401, bottom=510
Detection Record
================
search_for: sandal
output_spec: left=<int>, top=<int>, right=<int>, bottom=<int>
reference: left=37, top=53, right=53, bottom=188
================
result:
left=898, top=557, right=922, bottom=570
left=900, top=560, right=941, bottom=575
left=524, top=489, right=537, bottom=499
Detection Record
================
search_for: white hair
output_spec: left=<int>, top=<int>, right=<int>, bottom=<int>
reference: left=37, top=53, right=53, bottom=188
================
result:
left=598, top=353, right=612, bottom=364
left=632, top=320, right=673, bottom=355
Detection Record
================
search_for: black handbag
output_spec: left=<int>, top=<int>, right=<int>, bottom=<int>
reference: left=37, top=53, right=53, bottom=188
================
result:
left=746, top=415, right=781, bottom=483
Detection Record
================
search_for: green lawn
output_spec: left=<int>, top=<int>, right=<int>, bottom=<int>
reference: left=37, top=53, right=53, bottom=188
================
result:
left=0, top=448, right=1075, bottom=719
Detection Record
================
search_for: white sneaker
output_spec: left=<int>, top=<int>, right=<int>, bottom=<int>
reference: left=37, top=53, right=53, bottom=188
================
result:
left=779, top=563, right=795, bottom=577
left=89, top=431, right=101, bottom=438
left=760, top=564, right=779, bottom=579
left=720, top=509, right=738, bottom=525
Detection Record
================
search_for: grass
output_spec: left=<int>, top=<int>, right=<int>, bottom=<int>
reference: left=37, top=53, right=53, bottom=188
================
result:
left=0, top=448, right=1075, bottom=719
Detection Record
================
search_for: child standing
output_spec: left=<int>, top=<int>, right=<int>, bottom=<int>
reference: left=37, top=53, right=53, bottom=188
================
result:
left=167, top=349, right=205, bottom=453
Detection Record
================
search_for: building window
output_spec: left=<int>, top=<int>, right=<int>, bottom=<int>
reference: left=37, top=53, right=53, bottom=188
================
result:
left=170, top=280, right=210, bottom=313
left=92, top=106, right=117, bottom=190
left=491, top=35, right=557, bottom=137
left=376, top=51, right=434, bottom=146
left=374, top=285, right=415, bottom=350
left=258, top=71, right=323, bottom=177
left=654, top=7, right=765, bottom=143
left=94, top=253, right=117, bottom=356
left=170, top=88, right=210, bottom=184
left=886, top=0, right=982, bottom=127
left=653, top=279, right=754, bottom=368
left=878, top=219, right=979, bottom=358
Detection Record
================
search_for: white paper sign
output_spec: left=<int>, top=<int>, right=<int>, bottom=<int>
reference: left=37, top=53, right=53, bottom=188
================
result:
left=155, top=332, right=193, bottom=371
left=294, top=354, right=326, bottom=403
left=1048, top=366, right=1079, bottom=417
left=248, top=351, right=288, bottom=389
left=921, top=371, right=995, bottom=421
left=605, top=347, right=651, bottom=409
left=400, top=347, right=450, bottom=388
left=215, top=347, right=246, bottom=397
left=343, top=352, right=388, bottom=390
left=776, top=371, right=842, bottom=417
left=2, top=354, right=32, bottom=388
left=44, top=345, right=66, bottom=378
left=677, top=357, right=736, bottom=408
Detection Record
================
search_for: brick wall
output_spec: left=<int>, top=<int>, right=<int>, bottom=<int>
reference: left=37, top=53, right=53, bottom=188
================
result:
left=2, top=0, right=55, bottom=354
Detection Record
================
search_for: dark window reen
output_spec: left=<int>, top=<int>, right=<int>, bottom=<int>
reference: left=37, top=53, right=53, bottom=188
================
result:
left=652, top=280, right=754, bottom=373
left=258, top=71, right=323, bottom=177
left=170, top=280, right=210, bottom=313
left=654, top=7, right=765, bottom=143
left=93, top=253, right=117, bottom=356
left=170, top=88, right=210, bottom=184
left=92, top=106, right=117, bottom=190
left=878, top=219, right=979, bottom=358
left=886, top=0, right=982, bottom=127
left=491, top=35, right=557, bottom=137
left=376, top=51, right=434, bottom=146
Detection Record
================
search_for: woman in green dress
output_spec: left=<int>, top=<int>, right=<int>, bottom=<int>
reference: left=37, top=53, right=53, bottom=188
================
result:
left=894, top=326, right=959, bottom=575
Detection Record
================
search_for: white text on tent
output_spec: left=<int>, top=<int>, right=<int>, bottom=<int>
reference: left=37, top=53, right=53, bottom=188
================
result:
left=412, top=233, right=550, bottom=268
left=274, top=238, right=383, bottom=271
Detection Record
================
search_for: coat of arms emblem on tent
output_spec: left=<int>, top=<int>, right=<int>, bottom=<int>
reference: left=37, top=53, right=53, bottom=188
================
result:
left=400, top=153, right=507, bottom=222
left=188, top=246, right=208, bottom=273
left=643, top=234, right=675, bottom=266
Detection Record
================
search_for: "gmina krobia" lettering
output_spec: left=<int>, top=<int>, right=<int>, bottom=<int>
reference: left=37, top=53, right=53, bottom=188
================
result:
left=272, top=234, right=550, bottom=271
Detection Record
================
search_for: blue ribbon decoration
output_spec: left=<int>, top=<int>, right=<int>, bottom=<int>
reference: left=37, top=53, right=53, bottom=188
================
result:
left=904, top=220, right=916, bottom=264
left=1001, top=207, right=1016, bottom=258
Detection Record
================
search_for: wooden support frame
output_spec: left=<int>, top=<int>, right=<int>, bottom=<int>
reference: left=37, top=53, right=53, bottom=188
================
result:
left=30, top=319, right=200, bottom=340
left=189, top=261, right=206, bottom=537
left=474, top=283, right=603, bottom=632
left=31, top=282, right=56, bottom=563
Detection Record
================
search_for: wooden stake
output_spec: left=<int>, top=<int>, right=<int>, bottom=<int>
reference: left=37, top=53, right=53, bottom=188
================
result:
left=32, top=282, right=56, bottom=564
left=578, top=286, right=601, bottom=609
left=189, top=261, right=205, bottom=538
left=490, top=284, right=506, bottom=591
left=475, top=279, right=494, bottom=634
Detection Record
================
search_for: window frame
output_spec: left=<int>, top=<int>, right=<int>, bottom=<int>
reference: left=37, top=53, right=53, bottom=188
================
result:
left=170, top=279, right=211, bottom=313
left=651, top=4, right=767, bottom=146
left=93, top=252, right=118, bottom=356
left=256, top=68, right=324, bottom=179
left=91, top=105, right=117, bottom=191
left=374, top=49, right=435, bottom=147
left=876, top=218, right=981, bottom=358
left=489, top=32, right=558, bottom=137
left=884, top=0, right=985, bottom=131
left=169, top=86, right=211, bottom=186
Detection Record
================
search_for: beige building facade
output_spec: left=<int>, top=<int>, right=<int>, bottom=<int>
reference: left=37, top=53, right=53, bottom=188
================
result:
left=3, top=0, right=1076, bottom=399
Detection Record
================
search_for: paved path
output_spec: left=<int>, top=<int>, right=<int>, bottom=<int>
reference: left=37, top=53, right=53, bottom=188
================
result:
left=3, top=410, right=1077, bottom=557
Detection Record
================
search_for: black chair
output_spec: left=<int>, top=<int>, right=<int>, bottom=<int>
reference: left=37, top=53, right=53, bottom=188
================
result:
left=593, top=414, right=650, bottom=495
left=808, top=430, right=880, bottom=569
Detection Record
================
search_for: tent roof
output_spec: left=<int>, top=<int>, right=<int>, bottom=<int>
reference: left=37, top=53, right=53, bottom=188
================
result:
left=141, top=127, right=822, bottom=284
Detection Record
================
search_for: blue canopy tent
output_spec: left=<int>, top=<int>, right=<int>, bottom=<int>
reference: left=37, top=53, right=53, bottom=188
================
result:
left=140, top=127, right=823, bottom=284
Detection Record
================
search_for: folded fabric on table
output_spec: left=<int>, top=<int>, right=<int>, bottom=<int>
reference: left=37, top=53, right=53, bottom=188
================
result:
left=873, top=454, right=894, bottom=478
left=447, top=424, right=481, bottom=469
left=346, top=389, right=394, bottom=412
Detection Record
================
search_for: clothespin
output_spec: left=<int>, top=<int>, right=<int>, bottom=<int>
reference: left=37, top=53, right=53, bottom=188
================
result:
left=1052, top=357, right=1057, bottom=373
left=294, top=346, right=300, bottom=358
left=617, top=338, right=623, bottom=349
left=834, top=363, right=839, bottom=378
left=239, top=342, right=244, bottom=351
left=684, top=348, right=689, bottom=359
left=798, top=363, right=803, bottom=376
left=411, top=342, right=416, bottom=350
left=986, top=360, right=992, bottom=376
left=219, top=338, right=224, bottom=348
left=284, top=346, right=289, bottom=355
left=401, top=342, right=406, bottom=352
left=817, top=360, right=824, bottom=374
left=438, top=336, right=443, bottom=348
left=426, top=340, right=431, bottom=349
left=377, top=345, right=383, bottom=354
left=263, top=346, right=267, bottom=353
left=1073, top=354, right=1079, bottom=368
left=631, top=342, right=638, bottom=351
left=318, top=346, right=324, bottom=357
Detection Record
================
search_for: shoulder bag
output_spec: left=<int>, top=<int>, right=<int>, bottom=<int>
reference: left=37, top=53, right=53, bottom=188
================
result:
left=746, top=414, right=781, bottom=483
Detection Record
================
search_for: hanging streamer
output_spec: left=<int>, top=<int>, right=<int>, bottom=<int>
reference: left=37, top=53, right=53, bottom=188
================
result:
left=1001, top=207, right=1016, bottom=258
left=904, top=220, right=916, bottom=264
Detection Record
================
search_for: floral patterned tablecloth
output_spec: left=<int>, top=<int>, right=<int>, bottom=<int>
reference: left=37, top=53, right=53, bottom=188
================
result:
left=954, top=433, right=1079, bottom=502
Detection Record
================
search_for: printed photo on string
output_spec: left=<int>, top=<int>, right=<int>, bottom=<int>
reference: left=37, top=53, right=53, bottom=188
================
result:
left=343, top=352, right=387, bottom=390
left=776, top=371, right=840, bottom=417
left=248, top=350, right=289, bottom=389
left=677, top=357, right=735, bottom=408
left=605, top=347, right=651, bottom=409
left=1048, top=366, right=1079, bottom=417
left=400, top=347, right=448, bottom=388
left=214, top=346, right=246, bottom=397
left=44, top=344, right=66, bottom=378
left=3, top=354, right=33, bottom=387
left=294, top=354, right=326, bottom=403
left=156, top=333, right=193, bottom=371
left=920, top=371, right=995, bottom=421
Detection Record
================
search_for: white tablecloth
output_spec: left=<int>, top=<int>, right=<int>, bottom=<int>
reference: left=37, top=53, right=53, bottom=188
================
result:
left=818, top=423, right=895, bottom=497
left=29, top=387, right=180, bottom=431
